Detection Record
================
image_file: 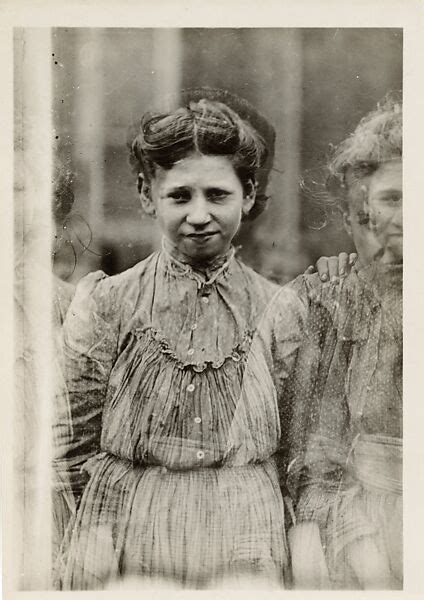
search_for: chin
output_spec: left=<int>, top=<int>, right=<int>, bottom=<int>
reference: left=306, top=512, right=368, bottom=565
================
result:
left=182, top=241, right=226, bottom=264
left=190, top=248, right=219, bottom=263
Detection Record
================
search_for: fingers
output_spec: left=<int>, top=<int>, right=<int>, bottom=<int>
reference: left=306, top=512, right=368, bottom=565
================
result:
left=338, top=252, right=349, bottom=277
left=327, top=256, right=340, bottom=282
left=349, top=252, right=357, bottom=266
left=316, top=256, right=330, bottom=282
left=315, top=252, right=358, bottom=283
left=304, top=265, right=315, bottom=275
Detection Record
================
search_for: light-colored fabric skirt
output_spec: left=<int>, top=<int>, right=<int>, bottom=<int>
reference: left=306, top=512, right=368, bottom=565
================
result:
left=324, top=434, right=402, bottom=589
left=60, top=453, right=288, bottom=589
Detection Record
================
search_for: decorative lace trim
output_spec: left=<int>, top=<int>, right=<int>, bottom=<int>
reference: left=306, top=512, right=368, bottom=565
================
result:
left=161, top=243, right=236, bottom=289
left=132, top=326, right=254, bottom=372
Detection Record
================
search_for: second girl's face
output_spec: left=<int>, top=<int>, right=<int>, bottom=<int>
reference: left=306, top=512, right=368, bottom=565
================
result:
left=147, top=153, right=254, bottom=265
left=348, top=159, right=402, bottom=265
left=367, top=159, right=402, bottom=263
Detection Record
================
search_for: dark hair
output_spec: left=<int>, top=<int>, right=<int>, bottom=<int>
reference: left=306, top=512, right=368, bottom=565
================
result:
left=326, top=93, right=402, bottom=212
left=129, top=89, right=276, bottom=220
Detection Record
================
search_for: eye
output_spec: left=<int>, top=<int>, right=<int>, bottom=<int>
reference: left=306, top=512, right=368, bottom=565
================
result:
left=168, top=189, right=191, bottom=203
left=206, top=188, right=230, bottom=201
left=379, top=191, right=402, bottom=204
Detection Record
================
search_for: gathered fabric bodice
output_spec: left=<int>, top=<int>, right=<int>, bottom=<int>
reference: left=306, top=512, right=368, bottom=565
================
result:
left=58, top=250, right=309, bottom=589
left=61, top=250, right=307, bottom=481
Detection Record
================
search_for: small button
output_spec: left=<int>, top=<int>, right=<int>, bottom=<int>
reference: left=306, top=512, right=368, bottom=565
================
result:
left=187, top=348, right=194, bottom=356
left=201, top=296, right=209, bottom=304
left=194, top=416, right=202, bottom=424
left=197, top=450, right=205, bottom=459
left=187, top=383, right=195, bottom=393
left=191, top=323, right=198, bottom=331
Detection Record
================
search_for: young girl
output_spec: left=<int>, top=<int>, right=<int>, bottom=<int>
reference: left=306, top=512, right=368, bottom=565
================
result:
left=57, top=89, right=317, bottom=589
left=288, top=96, right=402, bottom=589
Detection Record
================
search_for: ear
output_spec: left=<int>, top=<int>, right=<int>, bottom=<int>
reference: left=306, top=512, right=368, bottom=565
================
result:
left=241, top=179, right=257, bottom=218
left=138, top=173, right=156, bottom=217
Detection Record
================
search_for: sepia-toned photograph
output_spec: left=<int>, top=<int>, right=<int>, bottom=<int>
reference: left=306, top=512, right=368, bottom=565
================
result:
left=7, top=13, right=413, bottom=595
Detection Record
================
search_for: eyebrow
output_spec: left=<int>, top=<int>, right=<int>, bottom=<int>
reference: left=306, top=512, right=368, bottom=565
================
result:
left=163, top=185, right=191, bottom=194
left=164, top=184, right=232, bottom=193
left=375, top=188, right=402, bottom=196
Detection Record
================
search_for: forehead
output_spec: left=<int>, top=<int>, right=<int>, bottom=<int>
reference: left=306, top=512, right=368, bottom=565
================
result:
left=368, top=159, right=402, bottom=195
left=152, top=153, right=240, bottom=189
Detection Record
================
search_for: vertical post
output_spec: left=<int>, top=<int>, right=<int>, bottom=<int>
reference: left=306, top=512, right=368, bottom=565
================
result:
left=149, top=28, right=183, bottom=250
left=73, top=29, right=105, bottom=275
left=152, top=28, right=183, bottom=110
left=14, top=27, right=53, bottom=589
left=251, top=29, right=305, bottom=283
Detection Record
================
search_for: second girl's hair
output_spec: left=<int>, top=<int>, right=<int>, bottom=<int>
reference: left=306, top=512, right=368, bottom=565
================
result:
left=129, top=95, right=274, bottom=220
left=326, top=93, right=402, bottom=212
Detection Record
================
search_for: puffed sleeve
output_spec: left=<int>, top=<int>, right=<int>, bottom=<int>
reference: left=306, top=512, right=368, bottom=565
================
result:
left=287, top=275, right=352, bottom=527
left=54, top=270, right=119, bottom=500
left=266, top=277, right=320, bottom=499
left=271, top=281, right=309, bottom=381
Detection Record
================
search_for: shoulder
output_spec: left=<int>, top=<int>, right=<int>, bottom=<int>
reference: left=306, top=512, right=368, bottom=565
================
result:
left=286, top=272, right=322, bottom=297
left=233, top=258, right=281, bottom=303
left=268, top=279, right=309, bottom=323
left=70, top=253, right=159, bottom=315
left=290, top=270, right=365, bottom=331
left=265, top=272, right=323, bottom=312
left=101, top=252, right=159, bottom=290
left=79, top=253, right=159, bottom=294
left=53, top=276, right=75, bottom=326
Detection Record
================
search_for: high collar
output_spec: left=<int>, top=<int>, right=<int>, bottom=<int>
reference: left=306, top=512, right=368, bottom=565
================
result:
left=161, top=237, right=235, bottom=287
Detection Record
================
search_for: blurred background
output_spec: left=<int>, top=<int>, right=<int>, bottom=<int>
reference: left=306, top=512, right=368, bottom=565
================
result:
left=52, top=28, right=402, bottom=284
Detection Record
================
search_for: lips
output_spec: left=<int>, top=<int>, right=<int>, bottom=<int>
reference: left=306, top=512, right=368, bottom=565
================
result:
left=186, top=232, right=218, bottom=240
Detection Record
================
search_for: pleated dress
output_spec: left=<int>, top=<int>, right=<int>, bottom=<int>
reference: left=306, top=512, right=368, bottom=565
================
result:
left=290, top=264, right=402, bottom=589
left=57, top=249, right=307, bottom=589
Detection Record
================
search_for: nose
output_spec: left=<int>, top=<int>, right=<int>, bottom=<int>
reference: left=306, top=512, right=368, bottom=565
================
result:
left=392, top=203, right=403, bottom=230
left=186, top=193, right=211, bottom=227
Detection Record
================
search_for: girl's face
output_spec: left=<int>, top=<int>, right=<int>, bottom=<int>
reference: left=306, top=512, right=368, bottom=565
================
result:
left=143, top=153, right=255, bottom=265
left=367, top=159, right=402, bottom=263
left=346, top=159, right=402, bottom=265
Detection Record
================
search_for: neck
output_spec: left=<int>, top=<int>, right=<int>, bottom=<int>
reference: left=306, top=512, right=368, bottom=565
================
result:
left=162, top=237, right=233, bottom=271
